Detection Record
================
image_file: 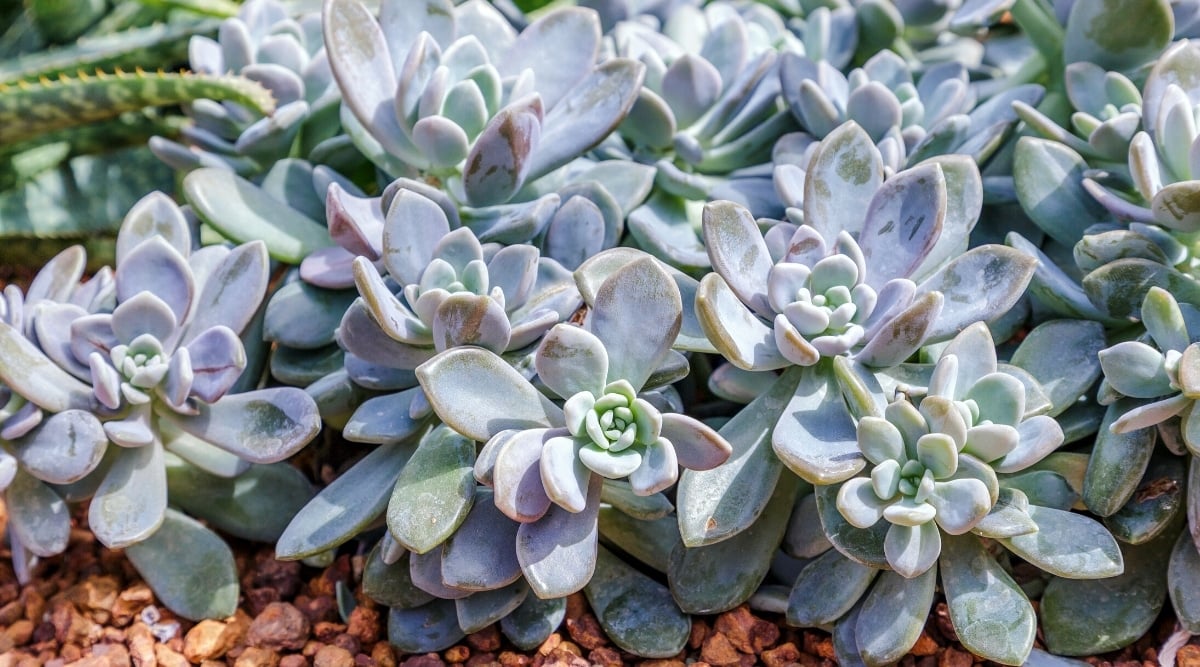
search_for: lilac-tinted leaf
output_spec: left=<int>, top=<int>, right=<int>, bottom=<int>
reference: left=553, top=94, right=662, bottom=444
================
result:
left=527, top=59, right=645, bottom=180
left=859, top=164, right=947, bottom=290
left=0, top=321, right=95, bottom=412
left=695, top=273, right=788, bottom=371
left=773, top=364, right=862, bottom=484
left=517, top=474, right=602, bottom=598
left=33, top=303, right=91, bottom=379
left=463, top=96, right=543, bottom=207
left=501, top=8, right=599, bottom=109
left=327, top=183, right=384, bottom=260
left=111, top=292, right=177, bottom=346
left=487, top=245, right=539, bottom=310
left=545, top=196, right=606, bottom=271
left=90, top=353, right=123, bottom=410
left=353, top=259, right=432, bottom=346
left=185, top=241, right=270, bottom=341
left=628, top=193, right=709, bottom=269
left=856, top=292, right=943, bottom=367
left=116, top=237, right=194, bottom=324
left=185, top=326, right=247, bottom=403
left=589, top=257, right=681, bottom=390
left=804, top=122, right=884, bottom=240
left=628, top=438, right=678, bottom=496
left=7, top=471, right=69, bottom=557
left=701, top=200, right=773, bottom=317
left=338, top=299, right=434, bottom=369
left=662, top=54, right=722, bottom=129
left=27, top=245, right=85, bottom=306
left=535, top=324, right=608, bottom=399
left=493, top=428, right=558, bottom=523
left=441, top=489, right=523, bottom=591
left=432, top=293, right=511, bottom=353
left=301, top=247, right=357, bottom=290
left=417, top=347, right=563, bottom=442
left=917, top=245, right=1036, bottom=342
left=90, top=440, right=167, bottom=549
left=660, top=413, right=732, bottom=471
left=157, top=387, right=320, bottom=463
left=383, top=190, right=454, bottom=286
left=412, top=116, right=471, bottom=170
left=115, top=192, right=191, bottom=265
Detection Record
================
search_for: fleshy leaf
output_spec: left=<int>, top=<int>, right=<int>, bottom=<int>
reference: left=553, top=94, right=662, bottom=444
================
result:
left=89, top=440, right=167, bottom=549
left=1000, top=505, right=1123, bottom=578
left=125, top=509, right=238, bottom=621
left=856, top=567, right=937, bottom=667
left=940, top=533, right=1035, bottom=665
left=586, top=546, right=690, bottom=658
left=516, top=474, right=602, bottom=598
left=387, top=426, right=476, bottom=554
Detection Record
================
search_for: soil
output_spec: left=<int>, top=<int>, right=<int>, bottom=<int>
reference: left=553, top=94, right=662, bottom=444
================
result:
left=0, top=500, right=1196, bottom=667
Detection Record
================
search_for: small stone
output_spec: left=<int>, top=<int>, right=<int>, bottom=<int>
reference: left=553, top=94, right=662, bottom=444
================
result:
left=713, top=606, right=773, bottom=654
left=398, top=655, right=444, bottom=667
left=497, top=652, right=531, bottom=666
left=295, top=597, right=339, bottom=626
left=564, top=614, right=606, bottom=650
left=200, top=660, right=224, bottom=667
left=23, top=588, right=46, bottom=622
left=281, top=656, right=310, bottom=667
left=537, top=648, right=588, bottom=667
left=153, top=644, right=189, bottom=667
left=81, top=643, right=132, bottom=667
left=444, top=647, right=470, bottom=663
left=564, top=594, right=587, bottom=621
left=939, top=648, right=973, bottom=667
left=5, top=619, right=34, bottom=646
left=184, top=621, right=234, bottom=662
left=347, top=607, right=380, bottom=646
left=314, top=623, right=347, bottom=643
left=0, top=600, right=23, bottom=626
left=463, top=653, right=495, bottom=667
left=911, top=633, right=939, bottom=657
left=371, top=643, right=397, bottom=667
left=235, top=647, right=280, bottom=667
left=689, top=620, right=709, bottom=650
left=248, top=603, right=311, bottom=651
left=535, top=634, right=561, bottom=656
left=332, top=633, right=360, bottom=656
left=635, top=661, right=685, bottom=667
left=586, top=646, right=621, bottom=667
left=111, top=587, right=154, bottom=628
left=68, top=577, right=119, bottom=619
left=467, top=626, right=501, bottom=653
left=354, top=656, right=376, bottom=667
left=762, top=643, right=801, bottom=667
left=51, top=601, right=103, bottom=646
left=315, top=645, right=355, bottom=667
left=1179, top=646, right=1200, bottom=667
left=701, top=633, right=743, bottom=667
left=125, top=623, right=156, bottom=667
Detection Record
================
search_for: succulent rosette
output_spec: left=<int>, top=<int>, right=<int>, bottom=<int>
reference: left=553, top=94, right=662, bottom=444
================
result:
left=0, top=193, right=322, bottom=620
left=416, top=253, right=732, bottom=599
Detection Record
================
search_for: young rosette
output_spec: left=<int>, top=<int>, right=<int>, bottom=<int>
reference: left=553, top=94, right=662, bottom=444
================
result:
left=417, top=253, right=732, bottom=598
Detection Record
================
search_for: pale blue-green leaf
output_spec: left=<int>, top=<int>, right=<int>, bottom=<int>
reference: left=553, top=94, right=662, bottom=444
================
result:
left=264, top=281, right=355, bottom=350
left=500, top=595, right=566, bottom=651
left=544, top=196, right=606, bottom=271
left=1169, top=529, right=1200, bottom=633
left=125, top=509, right=237, bottom=621
left=381, top=189, right=452, bottom=286
left=493, top=428, right=557, bottom=523
left=858, top=163, right=945, bottom=289
left=6, top=470, right=69, bottom=557
left=660, top=413, right=731, bottom=471
left=1010, top=319, right=1105, bottom=417
left=856, top=292, right=943, bottom=367
left=456, top=582, right=529, bottom=635
left=517, top=474, right=602, bottom=598
left=184, top=169, right=331, bottom=264
left=586, top=546, right=689, bottom=657
left=696, top=273, right=788, bottom=371
left=344, top=387, right=427, bottom=445
left=916, top=244, right=1036, bottom=342
left=701, top=200, right=772, bottom=318
left=1004, top=233, right=1116, bottom=324
left=462, top=97, right=543, bottom=207
left=940, top=533, right=1035, bottom=665
left=1001, top=505, right=1123, bottom=578
left=589, top=257, right=681, bottom=390
left=597, top=509, right=677, bottom=573
left=816, top=481, right=890, bottom=568
left=158, top=388, right=319, bottom=464
left=387, top=426, right=475, bottom=554
left=535, top=324, right=608, bottom=399
left=432, top=293, right=511, bottom=353
left=363, top=545, right=433, bottom=609
left=993, top=416, right=1064, bottom=473
left=441, top=488, right=522, bottom=591
left=388, top=600, right=465, bottom=653
left=1099, top=341, right=1174, bottom=398
left=628, top=193, right=708, bottom=269
left=884, top=522, right=941, bottom=579
left=1063, top=0, right=1172, bottom=71
left=115, top=192, right=190, bottom=265
left=13, top=410, right=106, bottom=485
left=1084, top=399, right=1157, bottom=516
left=89, top=440, right=166, bottom=549
left=1104, top=451, right=1185, bottom=544
left=787, top=547, right=878, bottom=627
left=1085, top=259, right=1200, bottom=321
left=773, top=363, right=863, bottom=484
left=186, top=241, right=269, bottom=342
left=669, top=473, right=799, bottom=614
left=165, top=456, right=313, bottom=543
left=971, top=487, right=1037, bottom=538
left=784, top=490, right=834, bottom=559
left=619, top=88, right=676, bottom=150
left=1074, top=230, right=1170, bottom=274
left=1013, top=138, right=1108, bottom=247
left=416, top=347, right=563, bottom=442
left=856, top=567, right=937, bottom=667
left=1152, top=181, right=1200, bottom=232
left=910, top=155, right=983, bottom=281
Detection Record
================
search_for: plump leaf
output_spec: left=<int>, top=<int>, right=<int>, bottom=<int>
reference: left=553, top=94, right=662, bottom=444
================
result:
left=388, top=599, right=465, bottom=653
left=773, top=363, right=862, bottom=484
left=441, top=489, right=523, bottom=591
left=787, top=547, right=878, bottom=627
left=158, top=388, right=321, bottom=464
left=1169, top=529, right=1200, bottom=633
left=856, top=567, right=937, bottom=667
left=1084, top=399, right=1157, bottom=516
left=916, top=245, right=1036, bottom=342
left=90, top=440, right=167, bottom=549
left=13, top=410, right=106, bottom=485
left=1063, top=0, right=1172, bottom=71
left=1013, top=138, right=1108, bottom=246
left=6, top=470, right=69, bottom=558
left=586, top=547, right=690, bottom=658
left=589, top=256, right=682, bottom=390
left=456, top=581, right=529, bottom=634
left=500, top=595, right=566, bottom=650
left=1010, top=320, right=1105, bottom=417
left=125, top=509, right=237, bottom=621
left=940, top=533, right=1035, bottom=665
left=1083, top=259, right=1200, bottom=321
left=516, top=475, right=602, bottom=598
left=803, top=122, right=884, bottom=240
left=166, top=457, right=314, bottom=543
left=387, top=426, right=476, bottom=554
left=1000, top=505, right=1124, bottom=578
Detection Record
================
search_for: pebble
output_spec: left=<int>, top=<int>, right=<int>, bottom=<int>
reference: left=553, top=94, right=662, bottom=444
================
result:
left=586, top=646, right=622, bottom=666
left=183, top=620, right=237, bottom=662
left=153, top=644, right=189, bottom=667
left=911, top=632, right=940, bottom=657
left=235, top=647, right=281, bottom=667
left=248, top=603, right=311, bottom=651
left=443, top=646, right=469, bottom=663
left=761, top=642, right=801, bottom=667
left=314, top=645, right=355, bottom=667
left=466, top=626, right=501, bottom=653
left=280, top=655, right=310, bottom=667
left=564, top=614, right=606, bottom=650
left=398, top=654, right=444, bottom=667
left=1180, top=646, right=1200, bottom=667
left=125, top=623, right=156, bottom=667
left=938, top=647, right=973, bottom=667
left=700, top=632, right=743, bottom=666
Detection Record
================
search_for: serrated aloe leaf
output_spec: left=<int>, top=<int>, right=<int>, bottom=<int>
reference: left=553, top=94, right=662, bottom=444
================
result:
left=0, top=320, right=94, bottom=412
left=1084, top=399, right=1157, bottom=516
left=815, top=482, right=889, bottom=568
left=165, top=456, right=314, bottom=543
left=500, top=595, right=566, bottom=651
left=157, top=387, right=320, bottom=463
left=1013, top=138, right=1108, bottom=247
left=13, top=409, right=106, bottom=485
left=441, top=489, right=522, bottom=591
left=597, top=509, right=678, bottom=573
left=773, top=362, right=862, bottom=484
left=275, top=440, right=415, bottom=559
left=6, top=470, right=69, bottom=558
left=184, top=168, right=332, bottom=264
left=787, top=547, right=878, bottom=627
left=586, top=546, right=689, bottom=658
left=527, top=58, right=644, bottom=181
left=1104, top=451, right=1186, bottom=544
left=669, top=473, right=799, bottom=614
left=1063, top=0, right=1172, bottom=71
left=940, top=533, right=1035, bottom=665
left=856, top=567, right=936, bottom=667
left=363, top=545, right=434, bottom=609
left=418, top=347, right=563, bottom=442
left=1083, top=259, right=1200, bottom=321
left=916, top=245, right=1036, bottom=342
left=1001, top=505, right=1123, bottom=578
left=90, top=440, right=166, bottom=549
left=1042, top=531, right=1173, bottom=655
left=677, top=368, right=800, bottom=546
left=388, top=599, right=465, bottom=653
left=264, top=282, right=356, bottom=349
left=1010, top=320, right=1104, bottom=417
left=803, top=122, right=884, bottom=240
left=387, top=426, right=475, bottom=554
left=456, top=581, right=529, bottom=635
left=1169, top=529, right=1200, bottom=633
left=517, top=474, right=602, bottom=598
left=125, top=509, right=237, bottom=621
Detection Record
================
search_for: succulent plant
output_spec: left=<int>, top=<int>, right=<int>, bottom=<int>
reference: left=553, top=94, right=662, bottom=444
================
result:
left=0, top=192, right=322, bottom=620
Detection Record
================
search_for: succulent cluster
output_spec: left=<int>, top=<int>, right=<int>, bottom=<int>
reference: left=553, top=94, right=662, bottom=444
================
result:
left=8, top=0, right=1200, bottom=664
